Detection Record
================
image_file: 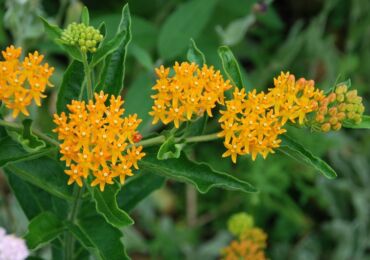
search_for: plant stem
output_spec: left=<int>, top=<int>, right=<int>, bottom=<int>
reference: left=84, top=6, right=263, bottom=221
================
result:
left=64, top=186, right=84, bottom=260
left=82, top=52, right=93, bottom=100
left=0, top=119, right=59, bottom=146
left=183, top=133, right=220, bottom=143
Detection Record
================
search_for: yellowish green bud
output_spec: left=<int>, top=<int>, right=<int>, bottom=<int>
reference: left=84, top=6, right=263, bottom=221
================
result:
left=332, top=123, right=342, bottom=131
left=336, top=94, right=345, bottom=102
left=321, top=123, right=331, bottom=132
left=335, top=84, right=348, bottom=94
left=227, top=212, right=254, bottom=237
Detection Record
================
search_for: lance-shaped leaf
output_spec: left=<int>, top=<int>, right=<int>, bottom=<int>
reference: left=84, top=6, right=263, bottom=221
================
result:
left=218, top=46, right=244, bottom=89
left=81, top=6, right=89, bottom=25
left=139, top=148, right=257, bottom=193
left=95, top=4, right=132, bottom=96
left=157, top=136, right=185, bottom=160
left=90, top=182, right=134, bottom=229
left=56, top=60, right=85, bottom=114
left=117, top=171, right=165, bottom=212
left=343, top=115, right=370, bottom=129
left=278, top=135, right=337, bottom=179
left=187, top=38, right=206, bottom=67
left=67, top=212, right=129, bottom=260
left=5, top=157, right=73, bottom=200
left=25, top=212, right=64, bottom=250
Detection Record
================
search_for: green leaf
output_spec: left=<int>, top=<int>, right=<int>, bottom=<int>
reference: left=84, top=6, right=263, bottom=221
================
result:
left=5, top=157, right=73, bottom=200
left=158, top=0, right=218, bottom=59
left=187, top=38, right=206, bottom=67
left=7, top=119, right=46, bottom=153
left=81, top=6, right=89, bottom=25
left=216, top=15, right=255, bottom=46
left=25, top=212, right=64, bottom=250
left=95, top=4, right=132, bottom=96
left=117, top=171, right=165, bottom=212
left=343, top=115, right=370, bottom=129
left=40, top=16, right=62, bottom=41
left=90, top=29, right=126, bottom=67
left=0, top=136, right=54, bottom=167
left=218, top=46, right=244, bottom=88
left=279, top=135, right=337, bottom=179
left=140, top=148, right=257, bottom=193
left=90, top=182, right=134, bottom=228
left=157, top=136, right=185, bottom=160
left=67, top=212, right=128, bottom=260
left=130, top=44, right=154, bottom=71
left=184, top=115, right=208, bottom=137
left=56, top=60, right=85, bottom=114
left=40, top=17, right=83, bottom=61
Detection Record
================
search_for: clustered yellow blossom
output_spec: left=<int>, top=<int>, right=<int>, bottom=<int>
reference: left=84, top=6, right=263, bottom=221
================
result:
left=149, top=62, right=232, bottom=128
left=0, top=45, right=54, bottom=117
left=53, top=91, right=145, bottom=191
left=313, top=83, right=364, bottom=132
left=219, top=72, right=324, bottom=162
left=222, top=213, right=267, bottom=260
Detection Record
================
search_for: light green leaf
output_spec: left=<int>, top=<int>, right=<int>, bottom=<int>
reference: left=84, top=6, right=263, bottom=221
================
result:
left=158, top=0, right=218, bottom=59
left=140, top=148, right=257, bottom=193
left=218, top=46, right=244, bottom=88
left=81, top=6, right=89, bottom=25
left=25, top=212, right=64, bottom=250
left=5, top=157, right=74, bottom=200
left=343, top=115, right=370, bottom=129
left=216, top=15, right=255, bottom=46
left=279, top=135, right=337, bottom=179
left=117, top=171, right=165, bottom=212
left=56, top=60, right=85, bottom=114
left=130, top=44, right=153, bottom=71
left=187, top=38, right=206, bottom=67
left=95, top=4, right=132, bottom=96
left=157, top=136, right=185, bottom=160
left=90, top=182, right=134, bottom=228
left=40, top=17, right=62, bottom=40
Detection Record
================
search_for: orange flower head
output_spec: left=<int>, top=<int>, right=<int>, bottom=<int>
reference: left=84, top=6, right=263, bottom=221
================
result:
left=53, top=91, right=145, bottom=191
left=0, top=45, right=54, bottom=117
left=149, top=62, right=232, bottom=128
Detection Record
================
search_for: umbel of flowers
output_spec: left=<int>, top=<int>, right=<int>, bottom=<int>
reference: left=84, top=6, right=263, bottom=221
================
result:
left=149, top=62, right=232, bottom=128
left=53, top=91, right=145, bottom=191
left=0, top=45, right=54, bottom=117
left=219, top=72, right=324, bottom=162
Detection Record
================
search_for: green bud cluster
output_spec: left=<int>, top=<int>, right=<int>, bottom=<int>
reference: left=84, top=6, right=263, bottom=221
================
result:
left=61, top=22, right=103, bottom=53
left=227, top=212, right=254, bottom=237
left=313, top=84, right=364, bottom=132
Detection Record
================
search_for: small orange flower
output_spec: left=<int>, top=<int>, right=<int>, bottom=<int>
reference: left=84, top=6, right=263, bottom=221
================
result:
left=53, top=91, right=145, bottom=191
left=149, top=62, right=232, bottom=127
left=0, top=45, right=54, bottom=117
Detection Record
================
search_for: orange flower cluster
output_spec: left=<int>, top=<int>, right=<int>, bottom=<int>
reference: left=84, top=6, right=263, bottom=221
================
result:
left=0, top=45, right=54, bottom=117
left=53, top=92, right=145, bottom=191
left=222, top=228, right=267, bottom=260
left=149, top=62, right=232, bottom=128
left=219, top=72, right=324, bottom=162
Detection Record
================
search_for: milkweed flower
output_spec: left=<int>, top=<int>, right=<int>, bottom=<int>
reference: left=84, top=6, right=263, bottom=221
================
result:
left=61, top=23, right=103, bottom=53
left=149, top=62, right=232, bottom=128
left=219, top=72, right=325, bottom=162
left=0, top=45, right=54, bottom=117
left=53, top=91, right=145, bottom=191
left=0, top=228, right=29, bottom=260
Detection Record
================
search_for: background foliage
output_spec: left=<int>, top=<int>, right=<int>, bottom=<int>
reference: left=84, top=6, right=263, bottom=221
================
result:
left=0, top=0, right=369, bottom=259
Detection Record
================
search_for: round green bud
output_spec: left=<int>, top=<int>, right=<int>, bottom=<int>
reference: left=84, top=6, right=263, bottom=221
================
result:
left=335, top=84, right=348, bottom=94
left=336, top=94, right=345, bottom=102
left=227, top=213, right=254, bottom=237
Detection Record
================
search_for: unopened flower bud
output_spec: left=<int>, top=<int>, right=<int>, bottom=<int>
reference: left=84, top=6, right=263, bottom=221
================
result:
left=321, top=123, right=331, bottom=132
left=329, top=117, right=338, bottom=125
left=335, top=84, right=348, bottom=94
left=332, top=123, right=342, bottom=131
left=327, top=92, right=336, bottom=103
left=336, top=112, right=346, bottom=120
left=336, top=94, right=345, bottom=102
left=347, top=111, right=355, bottom=119
left=315, top=114, right=325, bottom=123
left=328, top=107, right=337, bottom=116
left=346, top=90, right=357, bottom=100
left=338, top=103, right=346, bottom=112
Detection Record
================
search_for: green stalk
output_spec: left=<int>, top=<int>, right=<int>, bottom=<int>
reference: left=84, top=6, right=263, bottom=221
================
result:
left=82, top=52, right=93, bottom=100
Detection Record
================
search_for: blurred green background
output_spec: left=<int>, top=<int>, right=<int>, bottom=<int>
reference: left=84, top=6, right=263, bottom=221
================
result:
left=0, top=0, right=369, bottom=259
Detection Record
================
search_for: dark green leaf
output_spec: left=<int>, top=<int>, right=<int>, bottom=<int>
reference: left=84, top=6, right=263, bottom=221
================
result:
left=95, top=4, right=132, bottom=96
left=343, top=115, right=370, bottom=129
left=218, top=46, right=244, bottom=88
left=7, top=119, right=46, bottom=153
left=81, top=6, right=89, bottom=25
left=130, top=44, right=153, bottom=70
left=187, top=38, right=206, bottom=67
left=157, top=136, right=185, bottom=160
left=279, top=135, right=337, bottom=179
left=117, top=171, right=165, bottom=212
left=90, top=30, right=126, bottom=67
left=40, top=17, right=62, bottom=41
left=158, top=0, right=218, bottom=59
left=56, top=60, right=85, bottom=114
left=184, top=115, right=208, bottom=137
left=0, top=136, right=54, bottom=167
left=90, top=182, right=134, bottom=228
left=67, top=212, right=128, bottom=260
left=25, top=212, right=64, bottom=250
left=5, top=157, right=73, bottom=200
left=140, top=148, right=257, bottom=193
